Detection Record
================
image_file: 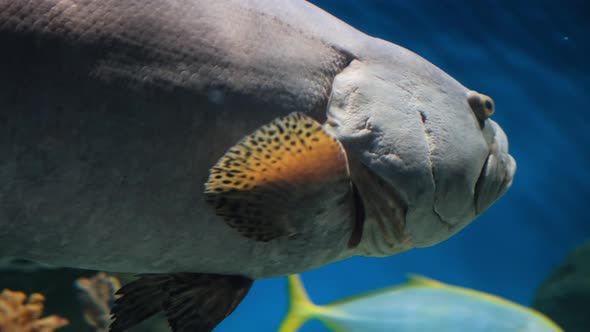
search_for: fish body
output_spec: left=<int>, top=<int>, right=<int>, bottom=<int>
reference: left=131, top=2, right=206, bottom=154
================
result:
left=0, top=0, right=516, bottom=330
left=0, top=0, right=514, bottom=277
left=0, top=0, right=360, bottom=278
left=279, top=275, right=564, bottom=332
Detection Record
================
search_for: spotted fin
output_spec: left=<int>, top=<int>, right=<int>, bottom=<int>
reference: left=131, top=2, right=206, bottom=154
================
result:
left=205, top=112, right=349, bottom=242
left=110, top=273, right=253, bottom=332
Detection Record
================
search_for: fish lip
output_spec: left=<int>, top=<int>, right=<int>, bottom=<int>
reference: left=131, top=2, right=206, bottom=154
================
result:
left=348, top=159, right=412, bottom=256
left=472, top=149, right=517, bottom=216
left=471, top=120, right=517, bottom=216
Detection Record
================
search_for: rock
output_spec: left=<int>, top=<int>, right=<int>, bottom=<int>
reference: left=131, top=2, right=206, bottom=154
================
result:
left=533, top=241, right=590, bottom=332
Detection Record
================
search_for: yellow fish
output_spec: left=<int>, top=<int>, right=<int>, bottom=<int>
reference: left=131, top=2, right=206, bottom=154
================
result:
left=279, top=274, right=563, bottom=332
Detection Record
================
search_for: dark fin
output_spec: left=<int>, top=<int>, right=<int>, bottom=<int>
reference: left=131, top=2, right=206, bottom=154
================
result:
left=110, top=273, right=253, bottom=332
left=205, top=112, right=349, bottom=242
left=109, top=274, right=170, bottom=332
left=163, top=274, right=253, bottom=332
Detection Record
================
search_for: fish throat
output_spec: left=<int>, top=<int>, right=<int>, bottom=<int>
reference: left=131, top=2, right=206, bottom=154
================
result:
left=349, top=160, right=412, bottom=256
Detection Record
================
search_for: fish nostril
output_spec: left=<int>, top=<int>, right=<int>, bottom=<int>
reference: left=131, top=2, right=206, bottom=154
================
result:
left=467, top=90, right=495, bottom=121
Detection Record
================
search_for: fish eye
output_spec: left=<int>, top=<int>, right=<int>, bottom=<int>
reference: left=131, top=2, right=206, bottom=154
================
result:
left=483, top=97, right=495, bottom=117
left=467, top=91, right=495, bottom=121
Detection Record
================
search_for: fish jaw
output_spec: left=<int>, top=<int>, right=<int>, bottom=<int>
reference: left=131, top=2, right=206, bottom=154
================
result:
left=325, top=40, right=516, bottom=256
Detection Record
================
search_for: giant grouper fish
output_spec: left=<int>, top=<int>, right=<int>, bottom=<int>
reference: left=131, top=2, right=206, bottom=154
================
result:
left=0, top=0, right=516, bottom=331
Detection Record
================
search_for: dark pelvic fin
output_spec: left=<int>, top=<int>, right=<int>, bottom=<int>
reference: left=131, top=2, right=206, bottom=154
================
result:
left=110, top=273, right=253, bottom=332
left=204, top=112, right=349, bottom=242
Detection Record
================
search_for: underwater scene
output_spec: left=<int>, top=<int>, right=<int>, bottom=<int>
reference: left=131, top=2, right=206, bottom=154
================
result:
left=0, top=0, right=588, bottom=331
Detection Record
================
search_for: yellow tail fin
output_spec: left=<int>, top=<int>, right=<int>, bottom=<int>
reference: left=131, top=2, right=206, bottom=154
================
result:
left=278, top=275, right=323, bottom=332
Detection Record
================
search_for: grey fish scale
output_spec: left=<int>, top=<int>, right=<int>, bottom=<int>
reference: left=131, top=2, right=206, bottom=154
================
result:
left=0, top=0, right=355, bottom=274
left=0, top=0, right=353, bottom=108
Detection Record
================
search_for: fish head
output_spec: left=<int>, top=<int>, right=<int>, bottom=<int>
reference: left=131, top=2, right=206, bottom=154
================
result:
left=325, top=44, right=516, bottom=256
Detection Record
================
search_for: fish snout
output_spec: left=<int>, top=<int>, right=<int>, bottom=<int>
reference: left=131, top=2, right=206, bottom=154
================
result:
left=467, top=89, right=516, bottom=216
left=473, top=120, right=517, bottom=215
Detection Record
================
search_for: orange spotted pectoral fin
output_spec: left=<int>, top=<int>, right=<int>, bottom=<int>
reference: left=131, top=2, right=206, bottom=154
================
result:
left=204, top=112, right=350, bottom=242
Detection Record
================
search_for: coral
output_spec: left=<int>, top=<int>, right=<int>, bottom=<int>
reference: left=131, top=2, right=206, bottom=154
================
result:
left=75, top=272, right=122, bottom=332
left=0, top=289, right=69, bottom=332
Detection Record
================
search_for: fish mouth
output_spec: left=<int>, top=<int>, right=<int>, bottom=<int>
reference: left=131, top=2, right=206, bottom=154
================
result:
left=472, top=123, right=517, bottom=216
left=348, top=158, right=413, bottom=257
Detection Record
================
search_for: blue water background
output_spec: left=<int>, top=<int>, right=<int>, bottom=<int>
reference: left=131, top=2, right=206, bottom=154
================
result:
left=219, top=1, right=590, bottom=330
